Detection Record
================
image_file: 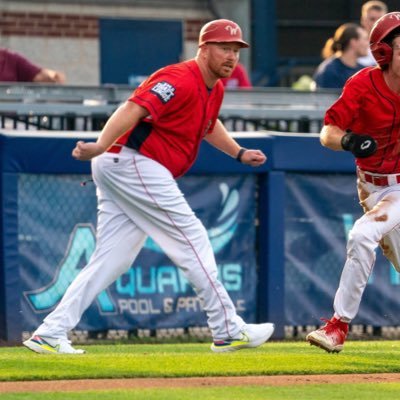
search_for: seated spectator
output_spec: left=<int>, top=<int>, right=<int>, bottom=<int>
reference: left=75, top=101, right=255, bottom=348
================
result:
left=0, top=48, right=65, bottom=83
left=221, top=63, right=252, bottom=88
left=358, top=1, right=388, bottom=66
left=313, top=23, right=369, bottom=89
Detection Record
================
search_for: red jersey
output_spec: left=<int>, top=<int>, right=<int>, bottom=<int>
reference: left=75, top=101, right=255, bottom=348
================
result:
left=116, top=59, right=224, bottom=178
left=221, top=63, right=252, bottom=88
left=324, top=67, right=400, bottom=174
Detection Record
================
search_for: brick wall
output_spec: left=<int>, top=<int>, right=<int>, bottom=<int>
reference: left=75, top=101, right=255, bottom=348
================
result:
left=185, top=19, right=207, bottom=41
left=0, top=9, right=209, bottom=84
left=0, top=11, right=98, bottom=38
left=0, top=11, right=207, bottom=41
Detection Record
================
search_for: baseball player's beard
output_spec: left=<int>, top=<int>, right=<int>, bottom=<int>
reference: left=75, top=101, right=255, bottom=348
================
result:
left=215, top=64, right=234, bottom=79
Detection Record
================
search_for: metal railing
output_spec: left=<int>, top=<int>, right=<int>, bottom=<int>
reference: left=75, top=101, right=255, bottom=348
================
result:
left=0, top=84, right=340, bottom=133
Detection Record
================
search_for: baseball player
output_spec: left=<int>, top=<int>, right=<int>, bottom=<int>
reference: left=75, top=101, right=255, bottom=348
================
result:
left=23, top=19, right=275, bottom=354
left=306, top=12, right=400, bottom=353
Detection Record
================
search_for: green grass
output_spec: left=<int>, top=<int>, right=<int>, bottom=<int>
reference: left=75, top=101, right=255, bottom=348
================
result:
left=1, top=340, right=400, bottom=381
left=2, top=341, right=400, bottom=399
left=2, top=384, right=400, bottom=400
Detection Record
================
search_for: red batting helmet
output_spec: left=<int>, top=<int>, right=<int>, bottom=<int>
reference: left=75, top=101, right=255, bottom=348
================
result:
left=370, top=12, right=400, bottom=66
left=198, top=19, right=249, bottom=48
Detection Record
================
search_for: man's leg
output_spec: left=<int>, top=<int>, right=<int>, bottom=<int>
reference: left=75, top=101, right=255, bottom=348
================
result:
left=102, top=151, right=274, bottom=350
left=307, top=189, right=400, bottom=352
left=24, top=196, right=146, bottom=353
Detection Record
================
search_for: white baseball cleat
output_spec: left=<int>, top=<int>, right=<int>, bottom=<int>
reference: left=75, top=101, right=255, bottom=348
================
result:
left=23, top=335, right=86, bottom=354
left=211, top=322, right=275, bottom=353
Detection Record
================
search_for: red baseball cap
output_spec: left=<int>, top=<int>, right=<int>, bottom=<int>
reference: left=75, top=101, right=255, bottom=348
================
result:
left=198, top=19, right=250, bottom=48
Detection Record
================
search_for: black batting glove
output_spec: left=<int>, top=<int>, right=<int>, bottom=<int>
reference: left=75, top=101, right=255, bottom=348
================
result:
left=340, top=132, right=377, bottom=158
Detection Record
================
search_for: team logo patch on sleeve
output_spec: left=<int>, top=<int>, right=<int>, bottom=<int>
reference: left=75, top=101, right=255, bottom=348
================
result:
left=150, top=81, right=176, bottom=103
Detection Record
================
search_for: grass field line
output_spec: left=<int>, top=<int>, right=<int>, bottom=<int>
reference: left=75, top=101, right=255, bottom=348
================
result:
left=1, top=373, right=400, bottom=393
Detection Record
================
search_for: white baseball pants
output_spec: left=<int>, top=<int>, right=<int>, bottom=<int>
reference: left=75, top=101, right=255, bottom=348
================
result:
left=35, top=147, right=245, bottom=340
left=334, top=174, right=400, bottom=321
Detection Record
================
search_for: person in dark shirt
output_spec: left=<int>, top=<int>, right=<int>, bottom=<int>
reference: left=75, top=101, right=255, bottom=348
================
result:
left=0, top=48, right=65, bottom=83
left=314, top=23, right=369, bottom=89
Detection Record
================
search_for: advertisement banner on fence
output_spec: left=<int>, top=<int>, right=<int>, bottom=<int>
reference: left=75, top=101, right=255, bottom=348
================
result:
left=19, top=174, right=257, bottom=332
left=284, top=173, right=400, bottom=326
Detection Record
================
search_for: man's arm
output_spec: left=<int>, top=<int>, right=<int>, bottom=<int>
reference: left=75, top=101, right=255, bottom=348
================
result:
left=320, top=124, right=346, bottom=150
left=72, top=101, right=149, bottom=161
left=33, top=68, right=66, bottom=84
left=204, top=119, right=266, bottom=166
left=9, top=50, right=64, bottom=83
left=321, top=124, right=377, bottom=158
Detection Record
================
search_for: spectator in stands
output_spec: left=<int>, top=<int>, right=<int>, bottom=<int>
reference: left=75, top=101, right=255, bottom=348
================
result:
left=221, top=62, right=252, bottom=88
left=0, top=48, right=65, bottom=83
left=313, top=23, right=369, bottom=89
left=358, top=1, right=388, bottom=66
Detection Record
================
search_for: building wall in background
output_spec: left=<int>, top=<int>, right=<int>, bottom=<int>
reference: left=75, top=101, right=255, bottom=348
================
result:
left=0, top=1, right=213, bottom=85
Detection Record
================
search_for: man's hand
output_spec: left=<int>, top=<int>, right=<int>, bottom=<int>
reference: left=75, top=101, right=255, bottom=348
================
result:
left=72, top=141, right=106, bottom=161
left=238, top=149, right=267, bottom=166
left=340, top=132, right=377, bottom=158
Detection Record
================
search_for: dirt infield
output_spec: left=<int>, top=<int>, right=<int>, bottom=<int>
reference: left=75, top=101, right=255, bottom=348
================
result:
left=1, top=374, right=400, bottom=393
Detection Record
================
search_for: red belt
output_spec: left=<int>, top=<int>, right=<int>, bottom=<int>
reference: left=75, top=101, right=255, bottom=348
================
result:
left=107, top=144, right=123, bottom=154
left=362, top=171, right=400, bottom=186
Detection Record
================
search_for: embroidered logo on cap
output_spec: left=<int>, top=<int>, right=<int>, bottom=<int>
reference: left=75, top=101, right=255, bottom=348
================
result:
left=225, top=25, right=239, bottom=35
left=151, top=81, right=176, bottom=103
